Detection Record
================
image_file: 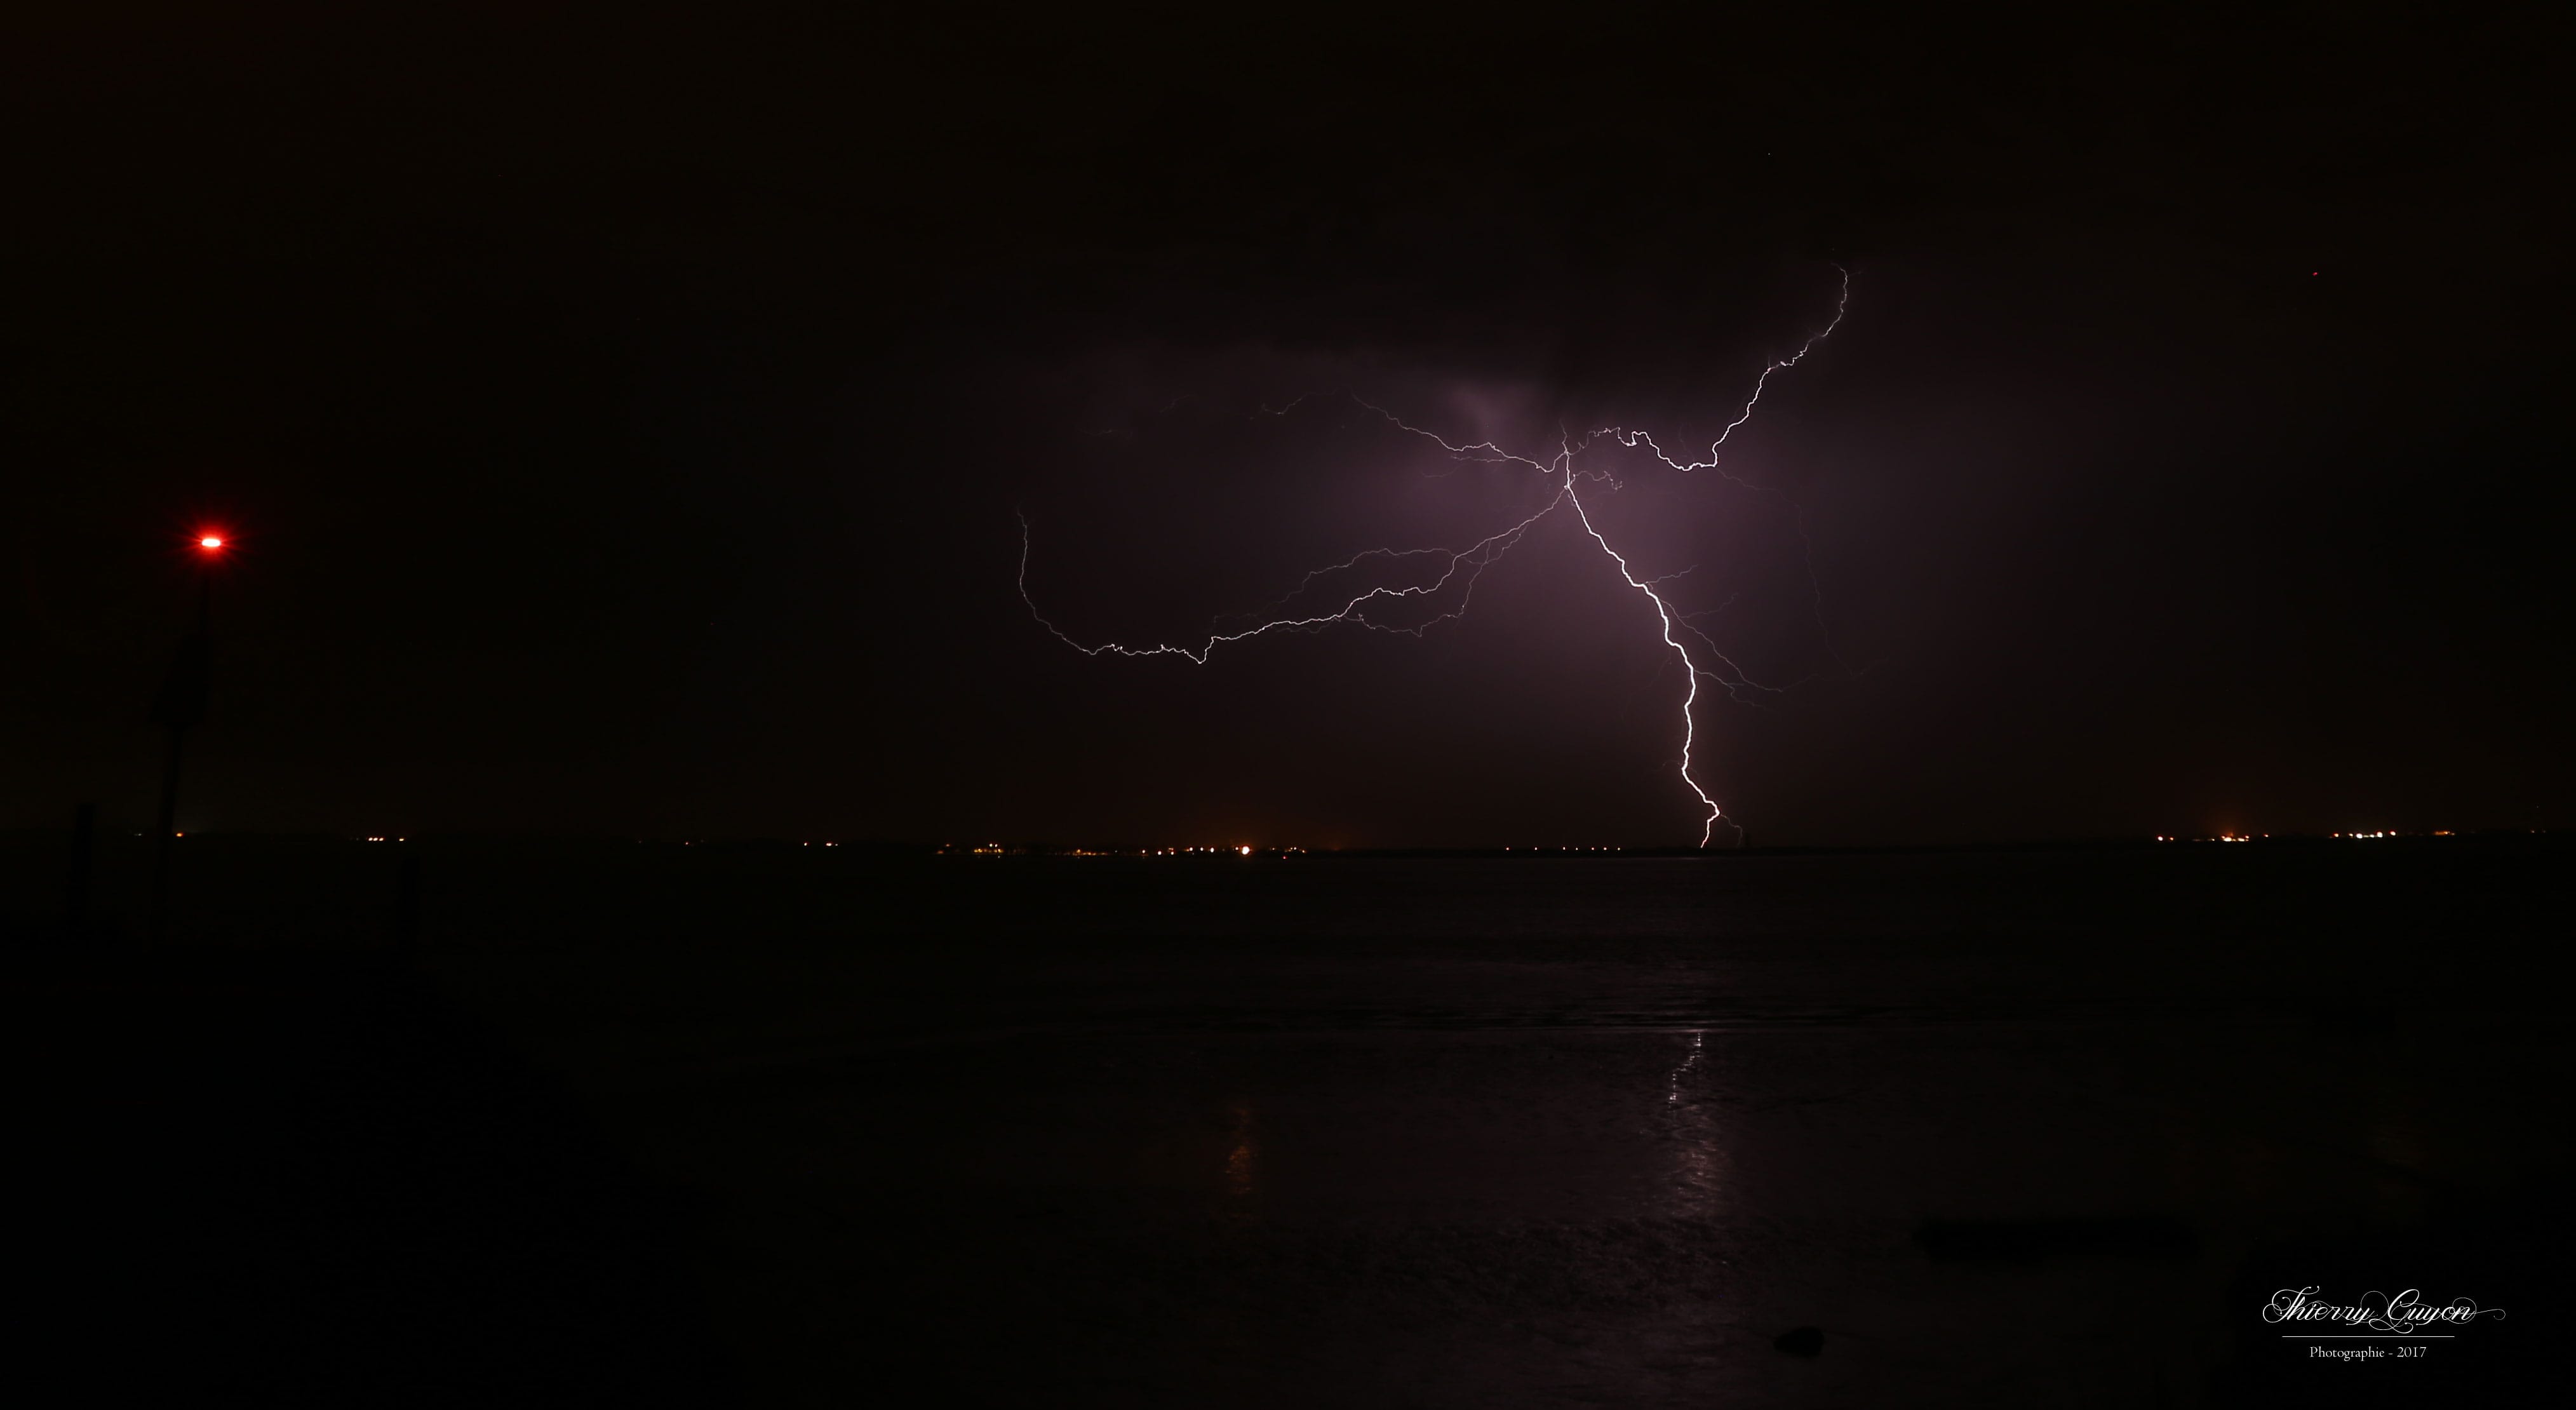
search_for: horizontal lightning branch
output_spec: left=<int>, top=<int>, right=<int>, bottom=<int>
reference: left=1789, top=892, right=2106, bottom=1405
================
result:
left=1019, top=272, right=1851, bottom=846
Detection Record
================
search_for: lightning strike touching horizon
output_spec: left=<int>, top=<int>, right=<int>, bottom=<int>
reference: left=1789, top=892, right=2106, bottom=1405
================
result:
left=1019, top=273, right=1852, bottom=847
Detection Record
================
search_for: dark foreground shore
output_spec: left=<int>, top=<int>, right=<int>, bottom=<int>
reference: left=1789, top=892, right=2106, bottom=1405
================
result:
left=4, top=838, right=2566, bottom=1405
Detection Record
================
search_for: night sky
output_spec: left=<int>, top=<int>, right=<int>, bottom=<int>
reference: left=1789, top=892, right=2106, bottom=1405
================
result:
left=7, top=4, right=2568, bottom=847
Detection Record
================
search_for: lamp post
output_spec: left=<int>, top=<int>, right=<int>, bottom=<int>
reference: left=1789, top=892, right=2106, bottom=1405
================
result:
left=147, top=532, right=225, bottom=941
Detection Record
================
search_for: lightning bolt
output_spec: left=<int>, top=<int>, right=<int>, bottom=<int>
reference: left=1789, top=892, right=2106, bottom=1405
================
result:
left=1019, top=272, right=1851, bottom=846
left=1595, top=269, right=1851, bottom=485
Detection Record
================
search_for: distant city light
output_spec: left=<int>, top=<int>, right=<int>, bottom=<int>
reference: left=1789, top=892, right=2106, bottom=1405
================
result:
left=2151, top=829, right=2471, bottom=843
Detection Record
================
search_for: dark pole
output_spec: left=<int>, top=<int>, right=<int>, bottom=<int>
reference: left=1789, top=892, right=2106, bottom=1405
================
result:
left=148, top=567, right=213, bottom=943
left=149, top=728, right=185, bottom=941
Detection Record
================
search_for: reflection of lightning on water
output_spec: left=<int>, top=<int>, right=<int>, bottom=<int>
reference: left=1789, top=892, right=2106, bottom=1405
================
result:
left=1668, top=1029, right=1705, bottom=1104
left=1665, top=1028, right=1722, bottom=1219
left=1019, top=272, right=1850, bottom=846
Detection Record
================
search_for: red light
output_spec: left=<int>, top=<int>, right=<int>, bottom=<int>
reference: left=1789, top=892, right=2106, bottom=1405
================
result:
left=198, top=535, right=224, bottom=551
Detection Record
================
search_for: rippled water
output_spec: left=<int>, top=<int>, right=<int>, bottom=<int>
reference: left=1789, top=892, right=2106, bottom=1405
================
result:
left=406, top=843, right=2563, bottom=1406
left=17, top=838, right=2551, bottom=1402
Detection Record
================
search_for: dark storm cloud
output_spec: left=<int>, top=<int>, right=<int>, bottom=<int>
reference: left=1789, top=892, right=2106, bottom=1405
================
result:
left=4, top=4, right=2566, bottom=843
